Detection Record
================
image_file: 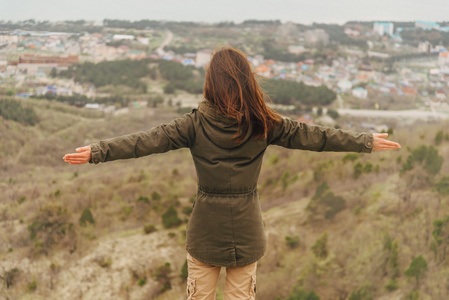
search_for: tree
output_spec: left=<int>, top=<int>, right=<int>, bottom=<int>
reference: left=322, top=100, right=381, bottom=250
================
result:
left=431, top=216, right=449, bottom=263
left=404, top=255, right=428, bottom=288
left=180, top=259, right=188, bottom=280
left=79, top=207, right=95, bottom=226
left=435, top=176, right=449, bottom=196
left=282, top=284, right=320, bottom=300
left=311, top=232, right=328, bottom=259
left=162, top=205, right=182, bottom=229
left=435, top=130, right=444, bottom=145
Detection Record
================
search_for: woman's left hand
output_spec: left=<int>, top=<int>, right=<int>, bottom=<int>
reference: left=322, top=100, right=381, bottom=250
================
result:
left=63, top=146, right=92, bottom=164
left=372, top=133, right=401, bottom=151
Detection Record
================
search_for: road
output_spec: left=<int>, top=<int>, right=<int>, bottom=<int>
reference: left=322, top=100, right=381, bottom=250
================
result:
left=337, top=108, right=449, bottom=121
left=155, top=30, right=173, bottom=57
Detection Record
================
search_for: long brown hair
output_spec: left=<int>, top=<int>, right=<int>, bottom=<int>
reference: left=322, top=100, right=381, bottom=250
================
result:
left=203, top=46, right=281, bottom=142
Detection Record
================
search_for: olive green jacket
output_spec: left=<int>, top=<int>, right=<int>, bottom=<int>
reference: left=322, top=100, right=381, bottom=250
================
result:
left=90, top=100, right=373, bottom=267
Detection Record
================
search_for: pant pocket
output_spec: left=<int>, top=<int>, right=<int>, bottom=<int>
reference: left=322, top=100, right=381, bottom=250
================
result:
left=249, top=275, right=256, bottom=299
left=187, top=278, right=196, bottom=300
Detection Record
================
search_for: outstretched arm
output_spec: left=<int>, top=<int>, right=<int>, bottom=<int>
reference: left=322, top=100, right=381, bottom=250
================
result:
left=268, top=118, right=400, bottom=153
left=63, top=111, right=197, bottom=165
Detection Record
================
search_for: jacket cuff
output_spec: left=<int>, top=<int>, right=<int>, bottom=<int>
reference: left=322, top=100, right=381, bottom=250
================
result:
left=360, top=133, right=374, bottom=153
left=89, top=143, right=102, bottom=164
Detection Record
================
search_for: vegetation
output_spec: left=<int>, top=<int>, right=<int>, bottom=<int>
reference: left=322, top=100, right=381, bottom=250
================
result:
left=262, top=79, right=336, bottom=106
left=404, top=255, right=428, bottom=288
left=58, top=59, right=150, bottom=93
left=2, top=98, right=449, bottom=299
left=180, top=259, right=188, bottom=280
left=161, top=205, right=182, bottom=229
left=79, top=208, right=95, bottom=226
left=307, top=182, right=346, bottom=219
left=0, top=98, right=38, bottom=125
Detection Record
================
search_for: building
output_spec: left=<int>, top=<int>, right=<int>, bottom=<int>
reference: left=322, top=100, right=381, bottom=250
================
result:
left=352, top=87, right=368, bottom=99
left=18, top=54, right=79, bottom=66
left=0, top=34, right=19, bottom=44
left=415, top=21, right=440, bottom=31
left=373, top=22, right=394, bottom=36
left=195, top=49, right=213, bottom=68
left=304, top=29, right=329, bottom=46
left=337, top=79, right=352, bottom=92
left=438, top=51, right=449, bottom=71
left=418, top=41, right=432, bottom=53
left=112, top=34, right=135, bottom=40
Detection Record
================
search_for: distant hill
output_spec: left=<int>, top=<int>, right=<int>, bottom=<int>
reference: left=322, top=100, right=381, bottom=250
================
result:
left=1, top=98, right=449, bottom=299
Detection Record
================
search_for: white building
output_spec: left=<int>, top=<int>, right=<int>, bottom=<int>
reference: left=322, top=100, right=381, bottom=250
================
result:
left=373, top=22, right=394, bottom=36
left=418, top=41, right=432, bottom=53
left=439, top=51, right=449, bottom=71
left=195, top=49, right=213, bottom=68
left=304, top=29, right=329, bottom=46
left=337, top=79, right=352, bottom=92
left=0, top=35, right=19, bottom=44
left=352, top=87, right=368, bottom=99
left=415, top=21, right=440, bottom=31
left=112, top=34, right=134, bottom=40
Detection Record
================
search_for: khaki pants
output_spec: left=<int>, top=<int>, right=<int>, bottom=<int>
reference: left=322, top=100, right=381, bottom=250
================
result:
left=186, top=253, right=257, bottom=299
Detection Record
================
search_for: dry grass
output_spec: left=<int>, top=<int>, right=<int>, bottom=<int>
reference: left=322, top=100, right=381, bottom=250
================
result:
left=1, top=99, right=449, bottom=299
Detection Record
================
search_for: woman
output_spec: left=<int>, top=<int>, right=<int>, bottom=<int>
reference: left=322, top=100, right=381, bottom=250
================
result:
left=63, top=47, right=401, bottom=299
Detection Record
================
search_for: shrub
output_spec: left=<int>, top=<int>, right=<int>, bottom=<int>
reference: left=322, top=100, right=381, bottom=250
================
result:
left=327, top=108, right=339, bottom=119
left=343, top=153, right=358, bottom=163
left=162, top=206, right=182, bottom=229
left=137, top=278, right=146, bottom=286
left=153, top=262, right=172, bottom=292
left=435, top=130, right=444, bottom=145
left=182, top=206, right=193, bottom=216
left=180, top=259, right=188, bottom=280
left=136, top=196, right=150, bottom=204
left=435, top=176, right=449, bottom=195
left=311, top=233, right=328, bottom=259
left=17, top=196, right=26, bottom=204
left=164, top=82, right=176, bottom=94
left=143, top=224, right=157, bottom=234
left=282, top=284, right=320, bottom=300
left=353, top=162, right=363, bottom=179
left=152, top=191, right=162, bottom=201
left=385, top=278, right=398, bottom=291
left=79, top=208, right=95, bottom=226
left=26, top=279, right=37, bottom=292
left=0, top=99, right=38, bottom=125
left=401, top=145, right=444, bottom=175
left=404, top=255, right=428, bottom=287
left=363, top=162, right=373, bottom=173
left=349, top=284, right=372, bottom=300
left=28, top=205, right=75, bottom=255
left=285, top=235, right=300, bottom=249
left=2, top=268, right=20, bottom=289
left=308, top=182, right=346, bottom=219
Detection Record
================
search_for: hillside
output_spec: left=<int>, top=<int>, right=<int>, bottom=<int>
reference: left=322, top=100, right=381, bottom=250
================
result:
left=1, top=98, right=449, bottom=300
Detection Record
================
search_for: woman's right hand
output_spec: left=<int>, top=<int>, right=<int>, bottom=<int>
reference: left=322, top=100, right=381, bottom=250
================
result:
left=63, top=146, right=92, bottom=165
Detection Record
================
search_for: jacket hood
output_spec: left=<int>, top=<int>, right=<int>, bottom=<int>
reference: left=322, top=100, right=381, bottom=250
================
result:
left=197, top=100, right=252, bottom=149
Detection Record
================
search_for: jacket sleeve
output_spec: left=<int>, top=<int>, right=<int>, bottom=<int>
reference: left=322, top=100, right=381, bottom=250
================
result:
left=89, top=111, right=197, bottom=164
left=268, top=118, right=373, bottom=153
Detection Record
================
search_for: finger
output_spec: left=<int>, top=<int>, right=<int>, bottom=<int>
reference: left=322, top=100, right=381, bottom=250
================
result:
left=64, top=153, right=90, bottom=159
left=65, top=157, right=89, bottom=162
left=374, top=133, right=388, bottom=138
left=381, top=140, right=401, bottom=148
left=68, top=161, right=87, bottom=165
left=76, top=146, right=91, bottom=152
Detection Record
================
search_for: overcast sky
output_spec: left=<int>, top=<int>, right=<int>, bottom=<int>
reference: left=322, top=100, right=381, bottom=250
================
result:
left=1, top=0, right=448, bottom=25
